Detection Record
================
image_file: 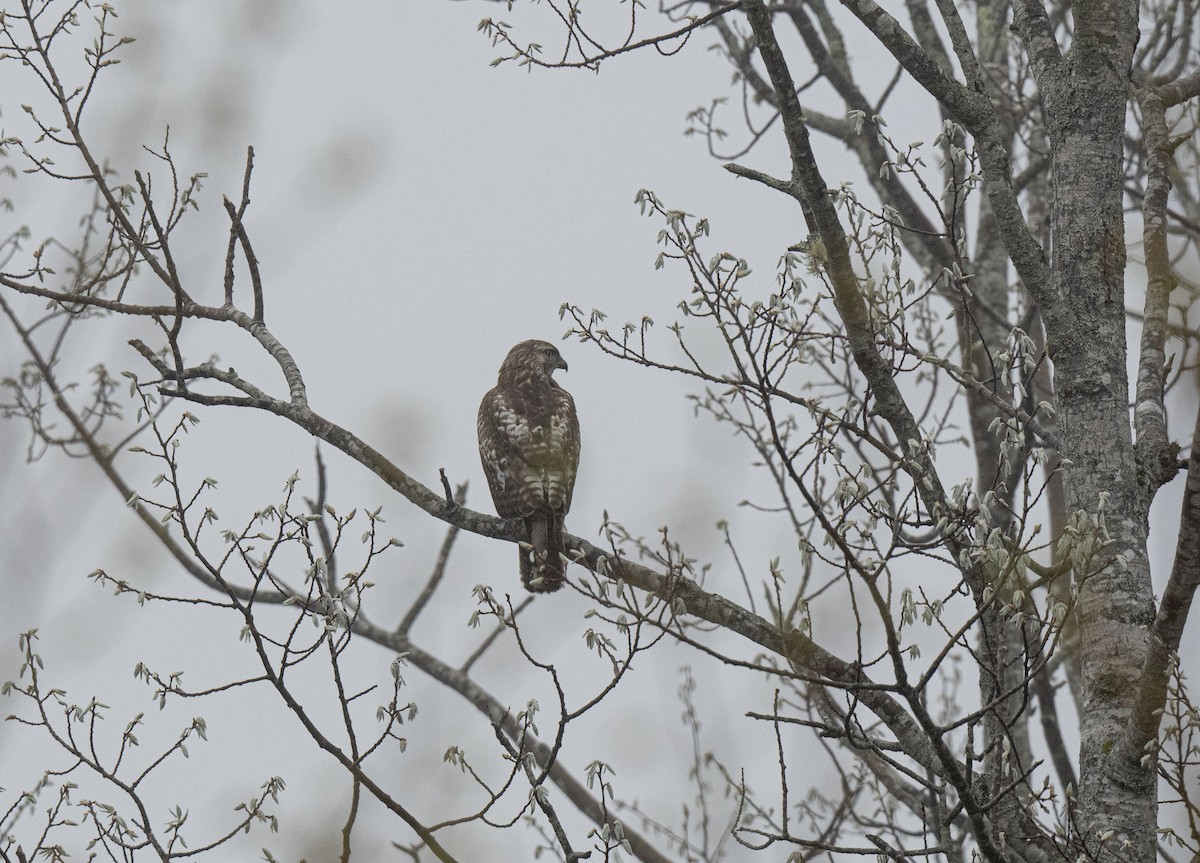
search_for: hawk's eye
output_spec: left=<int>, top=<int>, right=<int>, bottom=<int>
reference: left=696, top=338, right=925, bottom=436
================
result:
left=543, top=348, right=555, bottom=357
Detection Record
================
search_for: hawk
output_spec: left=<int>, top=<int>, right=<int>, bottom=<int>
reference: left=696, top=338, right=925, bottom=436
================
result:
left=477, top=340, right=580, bottom=592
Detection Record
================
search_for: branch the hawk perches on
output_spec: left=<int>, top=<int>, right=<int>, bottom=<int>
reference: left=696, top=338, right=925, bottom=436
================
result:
left=477, top=340, right=580, bottom=592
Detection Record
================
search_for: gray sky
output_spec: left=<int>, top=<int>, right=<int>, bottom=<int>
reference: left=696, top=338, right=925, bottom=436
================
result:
left=0, top=3, right=817, bottom=858
left=2, top=1, right=1197, bottom=860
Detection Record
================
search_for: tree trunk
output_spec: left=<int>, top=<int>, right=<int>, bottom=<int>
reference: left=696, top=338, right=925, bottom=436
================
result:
left=1039, top=0, right=1157, bottom=856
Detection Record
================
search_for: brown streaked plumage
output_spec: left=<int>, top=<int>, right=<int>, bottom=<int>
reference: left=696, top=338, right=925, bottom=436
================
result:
left=477, top=340, right=580, bottom=592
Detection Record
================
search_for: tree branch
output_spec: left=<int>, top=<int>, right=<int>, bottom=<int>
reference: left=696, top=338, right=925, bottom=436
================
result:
left=1133, top=84, right=1181, bottom=492
left=1121, top=395, right=1200, bottom=771
left=738, top=0, right=970, bottom=590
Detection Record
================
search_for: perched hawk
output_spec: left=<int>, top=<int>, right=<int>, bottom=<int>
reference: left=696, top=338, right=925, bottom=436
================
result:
left=477, top=340, right=580, bottom=592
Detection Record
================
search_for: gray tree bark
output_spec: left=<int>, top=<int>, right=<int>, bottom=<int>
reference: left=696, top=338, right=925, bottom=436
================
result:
left=1035, top=0, right=1155, bottom=856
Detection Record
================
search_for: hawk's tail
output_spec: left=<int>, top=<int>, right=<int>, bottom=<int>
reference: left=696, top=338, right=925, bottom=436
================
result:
left=521, top=515, right=567, bottom=593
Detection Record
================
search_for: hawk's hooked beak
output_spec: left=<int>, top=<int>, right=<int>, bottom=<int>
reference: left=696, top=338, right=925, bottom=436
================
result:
left=557, top=358, right=569, bottom=372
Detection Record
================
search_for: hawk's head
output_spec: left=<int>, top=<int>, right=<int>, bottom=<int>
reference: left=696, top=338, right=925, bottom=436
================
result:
left=497, top=339, right=569, bottom=386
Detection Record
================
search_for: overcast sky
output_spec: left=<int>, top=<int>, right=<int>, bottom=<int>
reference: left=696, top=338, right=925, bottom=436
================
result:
left=0, top=3, right=825, bottom=858
left=2, top=2, right=1197, bottom=861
